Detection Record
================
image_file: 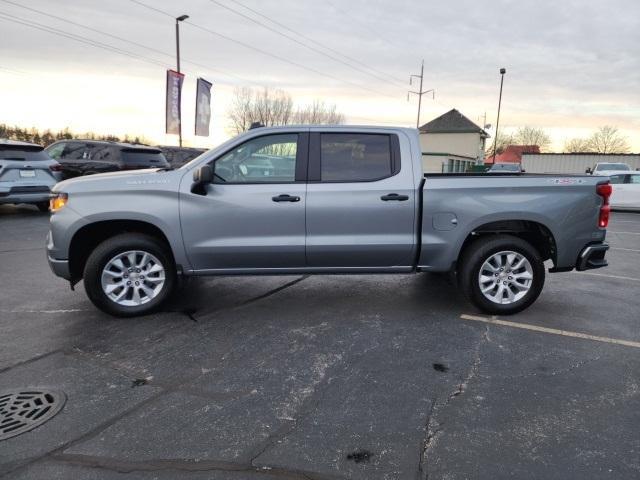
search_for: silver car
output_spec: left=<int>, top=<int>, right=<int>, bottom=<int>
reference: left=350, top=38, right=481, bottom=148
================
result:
left=0, top=140, right=62, bottom=212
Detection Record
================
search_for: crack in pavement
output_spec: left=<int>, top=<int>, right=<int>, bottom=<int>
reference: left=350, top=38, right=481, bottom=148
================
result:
left=0, top=349, right=63, bottom=375
left=44, top=453, right=342, bottom=480
left=237, top=276, right=309, bottom=309
left=248, top=354, right=347, bottom=470
left=417, top=325, right=489, bottom=480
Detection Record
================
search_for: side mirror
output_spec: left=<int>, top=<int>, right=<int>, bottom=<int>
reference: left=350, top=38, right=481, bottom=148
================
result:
left=191, top=165, right=213, bottom=195
left=585, top=168, right=592, bottom=174
left=193, top=165, right=213, bottom=184
left=521, top=169, right=526, bottom=173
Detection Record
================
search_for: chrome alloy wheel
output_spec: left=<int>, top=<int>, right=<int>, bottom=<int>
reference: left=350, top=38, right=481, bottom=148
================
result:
left=100, top=250, right=165, bottom=306
left=478, top=250, right=533, bottom=305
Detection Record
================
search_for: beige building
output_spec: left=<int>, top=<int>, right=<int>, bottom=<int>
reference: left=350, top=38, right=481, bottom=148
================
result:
left=419, top=109, right=489, bottom=172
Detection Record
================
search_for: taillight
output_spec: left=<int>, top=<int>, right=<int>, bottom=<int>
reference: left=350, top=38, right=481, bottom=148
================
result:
left=596, top=182, right=612, bottom=228
left=49, top=163, right=63, bottom=172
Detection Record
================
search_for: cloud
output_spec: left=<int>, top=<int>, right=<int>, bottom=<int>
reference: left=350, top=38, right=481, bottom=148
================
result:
left=0, top=0, right=638, bottom=150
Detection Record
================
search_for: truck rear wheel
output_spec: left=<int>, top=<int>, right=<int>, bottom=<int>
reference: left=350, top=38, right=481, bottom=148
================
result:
left=458, top=235, right=545, bottom=315
left=83, top=233, right=176, bottom=317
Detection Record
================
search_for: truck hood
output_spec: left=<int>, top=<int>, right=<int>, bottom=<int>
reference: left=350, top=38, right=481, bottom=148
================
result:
left=53, top=168, right=180, bottom=193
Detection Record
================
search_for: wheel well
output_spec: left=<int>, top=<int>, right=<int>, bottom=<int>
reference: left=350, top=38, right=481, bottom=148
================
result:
left=459, top=220, right=557, bottom=267
left=69, top=220, right=173, bottom=281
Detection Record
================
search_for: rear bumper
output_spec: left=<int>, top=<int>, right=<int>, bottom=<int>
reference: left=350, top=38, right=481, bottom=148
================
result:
left=0, top=192, right=51, bottom=204
left=576, top=243, right=609, bottom=271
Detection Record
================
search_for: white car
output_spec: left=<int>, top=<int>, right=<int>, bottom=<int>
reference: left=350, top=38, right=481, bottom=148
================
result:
left=610, top=172, right=640, bottom=210
left=587, top=162, right=633, bottom=176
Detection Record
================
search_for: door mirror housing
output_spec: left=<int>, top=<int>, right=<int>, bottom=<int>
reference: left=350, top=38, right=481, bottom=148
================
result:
left=191, top=165, right=214, bottom=195
left=585, top=168, right=592, bottom=174
left=193, top=165, right=214, bottom=184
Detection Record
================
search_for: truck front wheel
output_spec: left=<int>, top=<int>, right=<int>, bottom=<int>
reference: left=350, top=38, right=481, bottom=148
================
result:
left=458, top=235, right=545, bottom=315
left=83, top=233, right=176, bottom=317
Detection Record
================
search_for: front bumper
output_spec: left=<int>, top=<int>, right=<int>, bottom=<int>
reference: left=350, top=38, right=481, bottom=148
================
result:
left=47, top=254, right=71, bottom=280
left=576, top=243, right=609, bottom=271
left=46, top=230, right=71, bottom=280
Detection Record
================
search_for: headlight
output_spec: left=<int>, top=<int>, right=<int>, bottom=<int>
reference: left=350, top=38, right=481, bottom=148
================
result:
left=49, top=192, right=68, bottom=212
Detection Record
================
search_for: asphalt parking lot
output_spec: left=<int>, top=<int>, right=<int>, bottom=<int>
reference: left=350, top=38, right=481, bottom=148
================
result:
left=0, top=205, right=639, bottom=480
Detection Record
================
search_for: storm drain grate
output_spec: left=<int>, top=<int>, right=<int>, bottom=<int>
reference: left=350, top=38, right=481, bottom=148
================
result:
left=0, top=390, right=66, bottom=441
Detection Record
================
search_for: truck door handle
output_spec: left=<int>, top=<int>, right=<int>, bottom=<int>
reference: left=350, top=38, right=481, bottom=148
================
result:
left=272, top=194, right=300, bottom=202
left=381, top=193, right=409, bottom=201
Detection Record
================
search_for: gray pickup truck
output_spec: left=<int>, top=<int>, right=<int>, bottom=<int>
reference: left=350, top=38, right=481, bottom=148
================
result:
left=47, top=126, right=611, bottom=317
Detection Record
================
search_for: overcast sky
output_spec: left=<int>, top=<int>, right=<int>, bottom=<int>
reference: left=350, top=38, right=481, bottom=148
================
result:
left=1, top=0, right=638, bottom=150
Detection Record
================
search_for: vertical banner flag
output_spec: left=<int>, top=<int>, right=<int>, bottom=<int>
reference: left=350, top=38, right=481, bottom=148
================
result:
left=165, top=69, right=184, bottom=135
left=195, top=77, right=213, bottom=136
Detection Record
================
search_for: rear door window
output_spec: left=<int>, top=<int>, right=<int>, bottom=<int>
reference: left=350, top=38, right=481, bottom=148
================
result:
left=319, top=133, right=393, bottom=182
left=609, top=175, right=625, bottom=184
left=89, top=144, right=115, bottom=162
left=61, top=142, right=90, bottom=161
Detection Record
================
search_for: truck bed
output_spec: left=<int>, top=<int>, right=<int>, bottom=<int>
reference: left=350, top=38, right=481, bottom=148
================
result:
left=418, top=174, right=607, bottom=271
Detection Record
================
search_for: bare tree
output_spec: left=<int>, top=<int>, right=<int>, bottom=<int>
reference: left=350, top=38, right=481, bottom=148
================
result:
left=513, top=126, right=551, bottom=152
left=563, top=137, right=592, bottom=153
left=227, top=87, right=293, bottom=134
left=485, top=129, right=515, bottom=155
left=586, top=126, right=630, bottom=154
left=486, top=126, right=552, bottom=155
left=227, top=87, right=344, bottom=134
left=293, top=100, right=345, bottom=124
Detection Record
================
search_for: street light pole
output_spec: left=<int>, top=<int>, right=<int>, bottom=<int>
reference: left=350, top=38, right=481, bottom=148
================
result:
left=492, top=67, right=506, bottom=161
left=175, top=14, right=189, bottom=147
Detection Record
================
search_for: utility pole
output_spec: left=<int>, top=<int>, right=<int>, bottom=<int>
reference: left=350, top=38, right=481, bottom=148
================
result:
left=175, top=14, right=189, bottom=147
left=408, top=60, right=434, bottom=128
left=492, top=67, right=506, bottom=161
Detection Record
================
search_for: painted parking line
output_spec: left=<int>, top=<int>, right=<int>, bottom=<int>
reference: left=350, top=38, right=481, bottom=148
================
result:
left=610, top=247, right=640, bottom=253
left=576, top=272, right=640, bottom=282
left=460, top=314, right=640, bottom=349
left=609, top=231, right=640, bottom=235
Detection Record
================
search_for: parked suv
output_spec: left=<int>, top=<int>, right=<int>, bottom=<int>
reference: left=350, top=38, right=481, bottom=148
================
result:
left=45, top=140, right=169, bottom=179
left=0, top=139, right=62, bottom=212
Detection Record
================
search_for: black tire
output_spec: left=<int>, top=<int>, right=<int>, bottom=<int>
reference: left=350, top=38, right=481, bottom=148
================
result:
left=36, top=202, right=49, bottom=213
left=83, top=233, right=176, bottom=317
left=458, top=234, right=545, bottom=315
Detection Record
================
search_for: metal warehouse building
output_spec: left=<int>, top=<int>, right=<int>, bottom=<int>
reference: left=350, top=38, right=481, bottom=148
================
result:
left=522, top=153, right=640, bottom=174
